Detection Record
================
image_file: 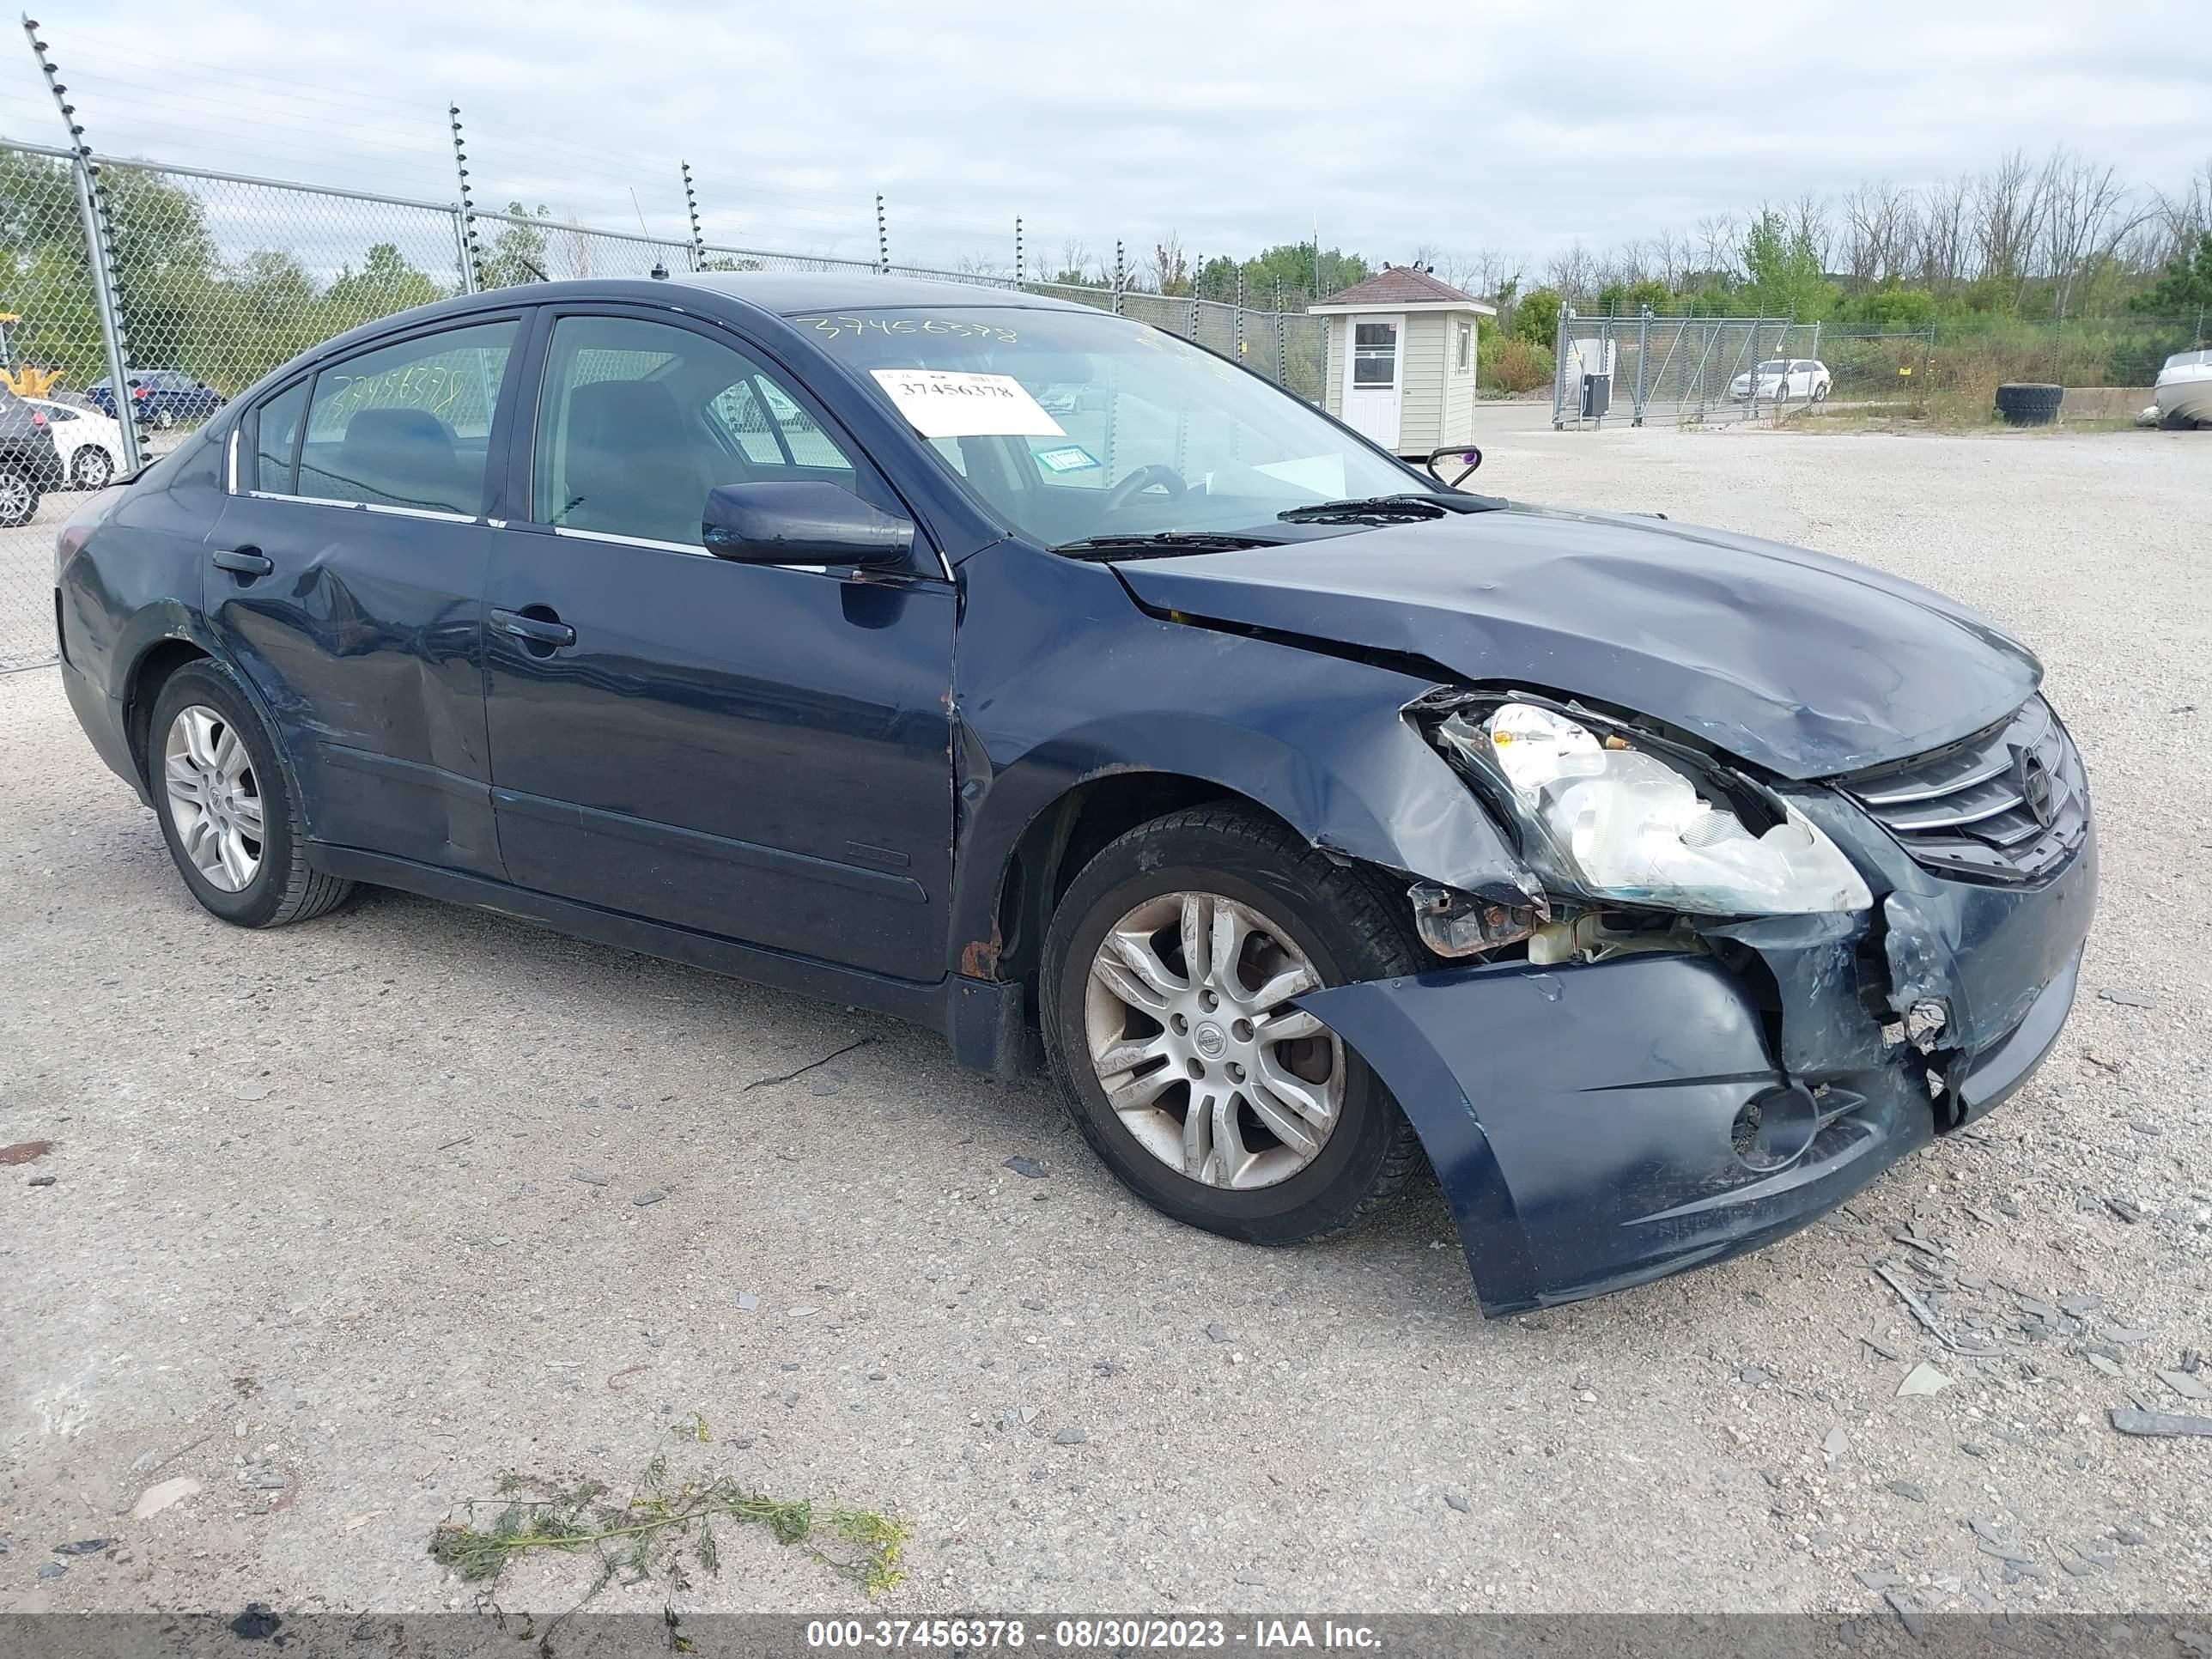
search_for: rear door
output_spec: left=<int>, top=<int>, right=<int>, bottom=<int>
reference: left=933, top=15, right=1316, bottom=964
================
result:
left=479, top=305, right=957, bottom=981
left=206, top=313, right=523, bottom=875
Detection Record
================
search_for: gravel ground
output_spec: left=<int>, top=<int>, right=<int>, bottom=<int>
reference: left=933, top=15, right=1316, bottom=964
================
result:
left=3, top=419, right=2209, bottom=1620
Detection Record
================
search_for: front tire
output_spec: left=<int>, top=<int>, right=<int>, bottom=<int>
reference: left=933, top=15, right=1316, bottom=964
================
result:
left=1042, top=805, right=1428, bottom=1245
left=151, top=405, right=176, bottom=430
left=148, top=660, right=354, bottom=927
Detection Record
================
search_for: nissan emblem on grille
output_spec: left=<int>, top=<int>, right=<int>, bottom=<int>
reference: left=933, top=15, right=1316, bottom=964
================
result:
left=1838, top=697, right=2087, bottom=884
left=2017, top=750, right=2057, bottom=828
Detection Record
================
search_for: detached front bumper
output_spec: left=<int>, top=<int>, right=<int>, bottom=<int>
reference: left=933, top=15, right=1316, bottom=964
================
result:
left=1300, top=827, right=2095, bottom=1317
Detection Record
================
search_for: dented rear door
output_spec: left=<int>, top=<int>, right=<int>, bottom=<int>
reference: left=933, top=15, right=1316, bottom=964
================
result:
left=204, top=314, right=524, bottom=878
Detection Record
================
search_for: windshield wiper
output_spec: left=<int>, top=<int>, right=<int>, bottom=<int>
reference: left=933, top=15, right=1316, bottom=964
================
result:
left=1053, top=530, right=1283, bottom=561
left=1276, top=493, right=1469, bottom=525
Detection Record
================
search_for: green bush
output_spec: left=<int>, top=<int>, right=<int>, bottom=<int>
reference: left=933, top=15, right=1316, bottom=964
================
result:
left=1481, top=335, right=1554, bottom=395
left=1514, top=288, right=1562, bottom=348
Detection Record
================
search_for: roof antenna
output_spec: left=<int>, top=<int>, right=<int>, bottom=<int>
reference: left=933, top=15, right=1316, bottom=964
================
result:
left=629, top=187, right=670, bottom=279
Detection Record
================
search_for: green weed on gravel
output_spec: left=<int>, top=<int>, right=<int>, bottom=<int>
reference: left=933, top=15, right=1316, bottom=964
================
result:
left=429, top=1449, right=908, bottom=1611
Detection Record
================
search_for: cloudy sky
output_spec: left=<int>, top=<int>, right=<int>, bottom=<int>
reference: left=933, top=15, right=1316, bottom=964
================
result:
left=4, top=0, right=2207, bottom=279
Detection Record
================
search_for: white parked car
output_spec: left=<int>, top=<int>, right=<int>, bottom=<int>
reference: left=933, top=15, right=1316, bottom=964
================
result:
left=1729, top=358, right=1831, bottom=403
left=24, top=396, right=125, bottom=489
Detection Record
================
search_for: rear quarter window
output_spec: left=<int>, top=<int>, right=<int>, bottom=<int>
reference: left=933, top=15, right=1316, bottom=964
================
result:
left=252, top=379, right=310, bottom=493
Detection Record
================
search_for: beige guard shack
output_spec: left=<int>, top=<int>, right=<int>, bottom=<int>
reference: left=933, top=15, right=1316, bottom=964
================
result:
left=1311, top=267, right=1494, bottom=458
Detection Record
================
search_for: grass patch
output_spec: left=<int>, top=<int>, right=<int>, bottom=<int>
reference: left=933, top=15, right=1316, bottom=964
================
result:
left=1780, top=401, right=2144, bottom=436
left=429, top=1444, right=908, bottom=1637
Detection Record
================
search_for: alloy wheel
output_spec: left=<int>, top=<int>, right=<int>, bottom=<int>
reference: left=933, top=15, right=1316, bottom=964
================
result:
left=162, top=704, right=264, bottom=892
left=0, top=473, right=30, bottom=523
left=75, top=447, right=114, bottom=489
left=1083, top=890, right=1343, bottom=1190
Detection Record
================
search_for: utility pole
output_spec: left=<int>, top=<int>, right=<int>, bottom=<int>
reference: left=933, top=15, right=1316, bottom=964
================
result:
left=681, top=161, right=705, bottom=271
left=23, top=16, right=139, bottom=471
left=447, top=103, right=483, bottom=291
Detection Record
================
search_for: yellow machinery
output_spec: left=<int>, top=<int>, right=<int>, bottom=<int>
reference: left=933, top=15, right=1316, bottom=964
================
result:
left=0, top=314, right=63, bottom=398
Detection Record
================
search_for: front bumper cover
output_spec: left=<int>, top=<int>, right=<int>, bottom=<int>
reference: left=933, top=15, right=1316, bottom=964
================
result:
left=1300, top=824, right=2096, bottom=1317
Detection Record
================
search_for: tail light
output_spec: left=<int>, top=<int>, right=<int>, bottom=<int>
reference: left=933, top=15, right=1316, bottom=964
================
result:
left=29, top=410, right=45, bottom=425
left=133, top=385, right=149, bottom=399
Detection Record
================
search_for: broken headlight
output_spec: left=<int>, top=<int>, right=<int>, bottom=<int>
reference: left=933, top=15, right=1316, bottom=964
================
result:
left=1437, top=702, right=1871, bottom=915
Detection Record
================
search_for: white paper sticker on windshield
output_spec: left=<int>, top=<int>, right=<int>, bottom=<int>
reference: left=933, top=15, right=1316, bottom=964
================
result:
left=870, top=369, right=1066, bottom=438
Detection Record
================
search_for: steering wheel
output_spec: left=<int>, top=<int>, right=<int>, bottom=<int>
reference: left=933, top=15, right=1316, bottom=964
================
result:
left=1098, top=464, right=1188, bottom=514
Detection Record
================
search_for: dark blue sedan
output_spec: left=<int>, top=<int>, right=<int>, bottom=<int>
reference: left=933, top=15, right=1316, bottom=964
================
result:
left=52, top=275, right=2094, bottom=1315
left=88, top=367, right=227, bottom=429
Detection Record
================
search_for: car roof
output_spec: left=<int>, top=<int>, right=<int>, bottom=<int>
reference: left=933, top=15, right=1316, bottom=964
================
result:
left=211, top=272, right=1101, bottom=416
left=661, top=270, right=1084, bottom=316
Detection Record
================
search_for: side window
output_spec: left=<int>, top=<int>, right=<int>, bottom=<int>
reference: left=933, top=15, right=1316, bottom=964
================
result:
left=535, top=313, right=882, bottom=547
left=251, top=378, right=309, bottom=494
left=1455, top=322, right=1474, bottom=374
left=293, top=320, right=516, bottom=514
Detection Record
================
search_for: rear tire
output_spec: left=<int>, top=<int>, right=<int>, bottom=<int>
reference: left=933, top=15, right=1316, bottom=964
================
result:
left=148, top=660, right=354, bottom=928
left=0, top=466, right=37, bottom=527
left=1042, top=804, right=1429, bottom=1246
left=72, top=447, right=114, bottom=489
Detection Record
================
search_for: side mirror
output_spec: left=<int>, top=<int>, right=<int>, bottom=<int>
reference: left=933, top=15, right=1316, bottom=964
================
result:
left=1422, top=444, right=1484, bottom=489
left=701, top=481, right=915, bottom=568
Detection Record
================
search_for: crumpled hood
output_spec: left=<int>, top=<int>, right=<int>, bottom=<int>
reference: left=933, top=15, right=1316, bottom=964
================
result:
left=1112, top=505, right=2041, bottom=779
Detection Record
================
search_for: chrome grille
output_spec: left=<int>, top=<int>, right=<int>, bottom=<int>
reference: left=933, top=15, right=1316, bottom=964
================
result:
left=1838, top=697, right=2087, bottom=884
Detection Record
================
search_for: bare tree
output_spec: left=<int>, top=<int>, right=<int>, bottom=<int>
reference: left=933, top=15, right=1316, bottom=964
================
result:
left=2144, top=160, right=2211, bottom=268
left=1790, top=191, right=1832, bottom=271
left=1917, top=173, right=1972, bottom=291
left=1147, top=231, right=1190, bottom=295
left=1544, top=240, right=1596, bottom=298
left=1695, top=212, right=1740, bottom=280
left=1653, top=227, right=1686, bottom=292
left=2036, top=149, right=2144, bottom=319
left=1973, top=149, right=2043, bottom=289
left=1840, top=180, right=1917, bottom=285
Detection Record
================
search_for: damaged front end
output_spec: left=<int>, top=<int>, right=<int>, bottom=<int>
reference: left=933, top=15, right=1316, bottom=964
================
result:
left=1300, top=690, right=2097, bottom=1317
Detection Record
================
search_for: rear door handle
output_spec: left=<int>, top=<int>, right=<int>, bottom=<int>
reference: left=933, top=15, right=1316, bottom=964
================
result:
left=211, top=547, right=274, bottom=578
left=489, top=606, right=577, bottom=650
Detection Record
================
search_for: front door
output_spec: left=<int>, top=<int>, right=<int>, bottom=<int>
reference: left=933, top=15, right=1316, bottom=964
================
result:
left=1343, top=315, right=1404, bottom=450
left=206, top=315, right=522, bottom=876
left=480, top=307, right=956, bottom=982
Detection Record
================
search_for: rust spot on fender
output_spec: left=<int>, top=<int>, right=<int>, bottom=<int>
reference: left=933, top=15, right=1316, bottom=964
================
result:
left=961, top=931, right=1003, bottom=978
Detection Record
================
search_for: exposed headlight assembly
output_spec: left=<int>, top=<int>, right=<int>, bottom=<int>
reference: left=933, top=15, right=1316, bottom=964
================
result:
left=1435, top=702, right=1871, bottom=915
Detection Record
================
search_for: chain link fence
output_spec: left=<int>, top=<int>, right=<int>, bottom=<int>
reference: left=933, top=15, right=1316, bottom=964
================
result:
left=1552, top=311, right=1826, bottom=427
left=0, top=137, right=1324, bottom=672
left=1553, top=307, right=2212, bottom=432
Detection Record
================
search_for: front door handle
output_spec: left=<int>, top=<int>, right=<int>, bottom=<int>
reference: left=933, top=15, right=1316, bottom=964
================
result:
left=489, top=606, right=577, bottom=651
left=211, top=546, right=274, bottom=578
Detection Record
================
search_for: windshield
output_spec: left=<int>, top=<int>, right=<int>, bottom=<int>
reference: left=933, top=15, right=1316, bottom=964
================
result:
left=793, top=305, right=1430, bottom=547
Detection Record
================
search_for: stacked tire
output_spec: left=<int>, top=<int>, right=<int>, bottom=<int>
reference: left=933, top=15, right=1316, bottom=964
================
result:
left=1995, top=383, right=2063, bottom=426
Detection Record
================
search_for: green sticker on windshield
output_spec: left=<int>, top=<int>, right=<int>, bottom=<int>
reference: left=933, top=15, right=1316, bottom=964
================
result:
left=1034, top=444, right=1100, bottom=474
